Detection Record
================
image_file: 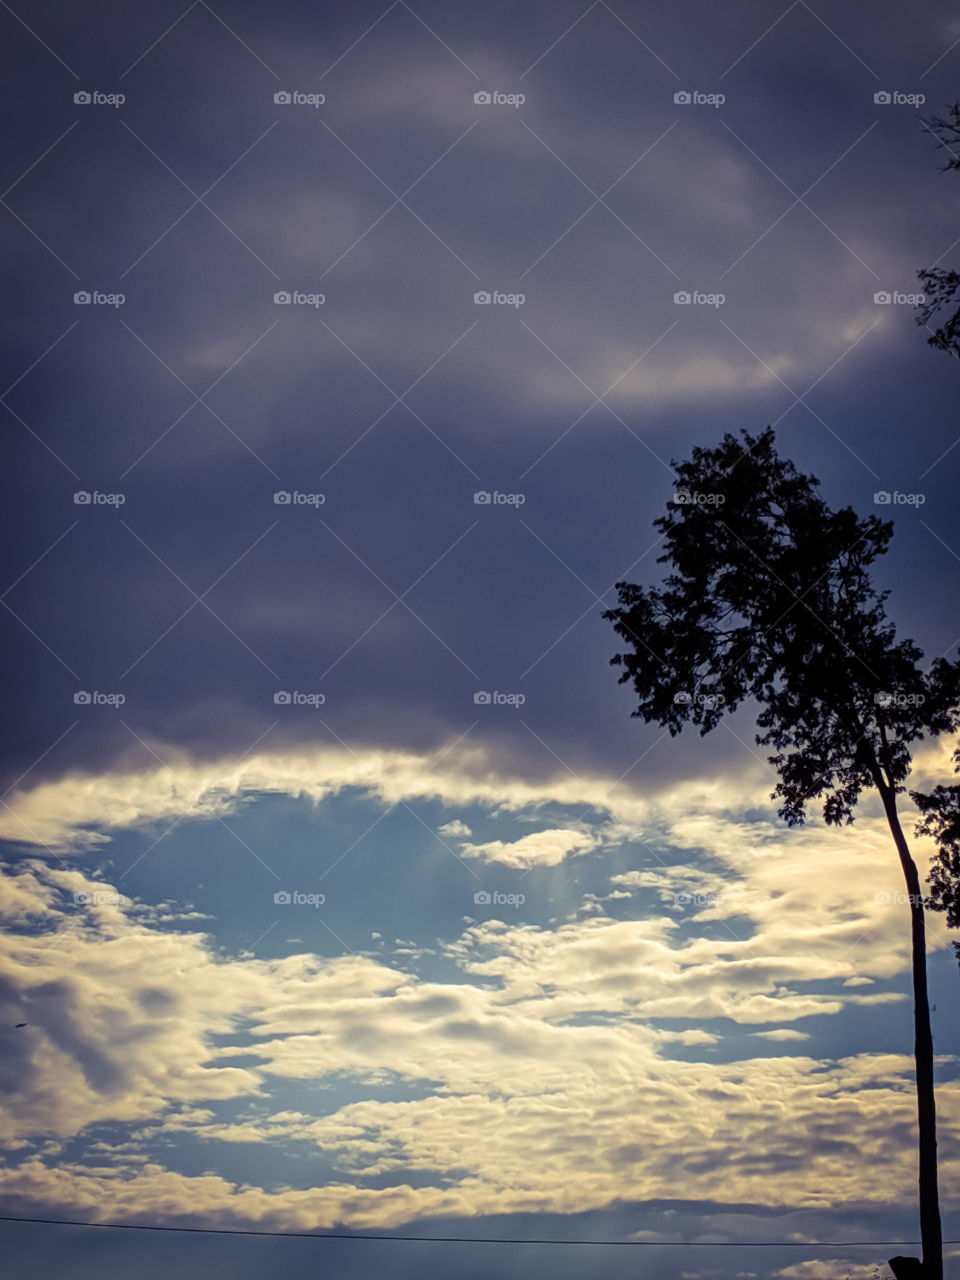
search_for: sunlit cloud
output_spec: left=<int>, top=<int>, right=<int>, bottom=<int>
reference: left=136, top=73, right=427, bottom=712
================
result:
left=1, top=735, right=957, bottom=1232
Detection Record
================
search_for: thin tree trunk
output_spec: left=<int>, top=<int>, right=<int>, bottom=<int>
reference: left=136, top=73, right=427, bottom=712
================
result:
left=880, top=785, right=943, bottom=1280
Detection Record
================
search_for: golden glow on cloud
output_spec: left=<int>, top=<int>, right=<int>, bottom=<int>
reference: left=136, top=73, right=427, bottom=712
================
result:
left=0, top=735, right=957, bottom=1231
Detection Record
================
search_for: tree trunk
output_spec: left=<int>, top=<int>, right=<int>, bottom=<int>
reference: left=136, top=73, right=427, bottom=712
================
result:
left=880, top=785, right=943, bottom=1280
left=888, top=1258, right=925, bottom=1280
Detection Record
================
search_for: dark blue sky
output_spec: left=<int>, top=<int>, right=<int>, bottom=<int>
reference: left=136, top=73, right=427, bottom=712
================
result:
left=2, top=2, right=960, bottom=1277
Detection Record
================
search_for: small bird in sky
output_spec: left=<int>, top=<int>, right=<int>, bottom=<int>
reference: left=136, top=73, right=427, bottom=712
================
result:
left=14, top=1023, right=28, bottom=1029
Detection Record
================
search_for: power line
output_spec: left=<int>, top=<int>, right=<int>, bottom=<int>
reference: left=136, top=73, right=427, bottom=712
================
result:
left=0, top=1215, right=956, bottom=1248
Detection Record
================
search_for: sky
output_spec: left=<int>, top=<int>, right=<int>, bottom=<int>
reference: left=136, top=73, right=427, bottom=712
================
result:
left=2, top=1, right=960, bottom=1277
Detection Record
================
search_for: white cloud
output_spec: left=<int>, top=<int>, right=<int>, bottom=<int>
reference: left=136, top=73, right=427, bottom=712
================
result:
left=751, top=1029, right=810, bottom=1042
left=771, top=1264, right=882, bottom=1280
left=0, top=736, right=776, bottom=855
left=459, top=826, right=598, bottom=867
left=0, top=849, right=957, bottom=1233
left=437, top=819, right=472, bottom=838
left=1, top=737, right=958, bottom=1231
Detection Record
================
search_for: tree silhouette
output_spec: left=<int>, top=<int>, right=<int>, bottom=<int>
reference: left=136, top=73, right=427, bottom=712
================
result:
left=916, top=102, right=960, bottom=359
left=911, top=774, right=960, bottom=970
left=603, top=427, right=960, bottom=1280
left=910, top=91, right=960, bottom=1000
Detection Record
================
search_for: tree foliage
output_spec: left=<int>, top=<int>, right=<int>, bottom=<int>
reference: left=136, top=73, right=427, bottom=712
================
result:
left=912, top=759, right=960, bottom=965
left=916, top=102, right=960, bottom=359
left=603, top=427, right=960, bottom=827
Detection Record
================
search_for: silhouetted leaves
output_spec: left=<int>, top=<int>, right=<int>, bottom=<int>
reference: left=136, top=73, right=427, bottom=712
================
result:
left=916, top=102, right=960, bottom=359
left=604, top=427, right=960, bottom=828
left=912, top=760, right=960, bottom=966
